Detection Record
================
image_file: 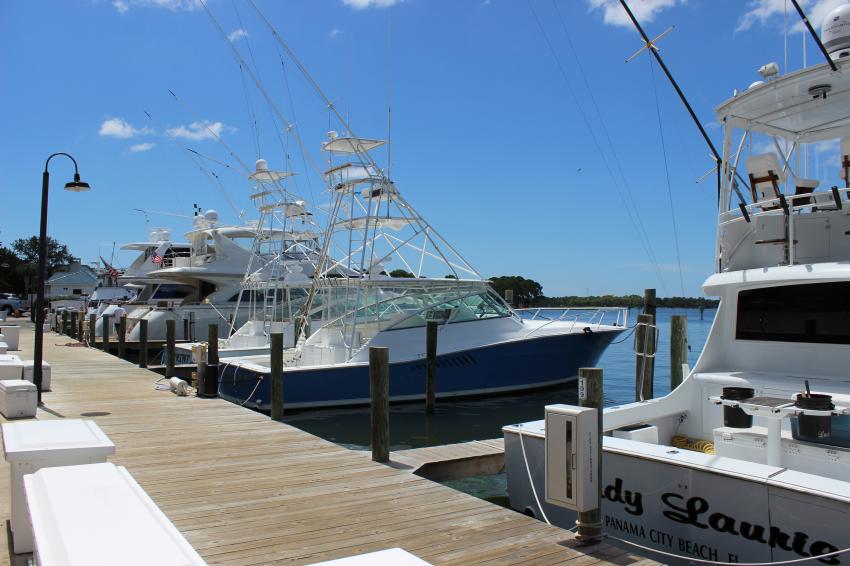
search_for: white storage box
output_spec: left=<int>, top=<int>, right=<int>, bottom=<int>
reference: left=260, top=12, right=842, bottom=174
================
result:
left=0, top=379, right=37, bottom=419
left=0, top=354, right=23, bottom=380
left=0, top=342, right=7, bottom=354
left=23, top=360, right=51, bottom=391
left=24, top=462, right=207, bottom=566
left=2, top=419, right=116, bottom=554
left=0, top=325, right=20, bottom=350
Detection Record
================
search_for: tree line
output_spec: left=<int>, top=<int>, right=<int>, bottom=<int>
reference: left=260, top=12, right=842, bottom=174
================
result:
left=488, top=275, right=718, bottom=309
left=0, top=236, right=76, bottom=297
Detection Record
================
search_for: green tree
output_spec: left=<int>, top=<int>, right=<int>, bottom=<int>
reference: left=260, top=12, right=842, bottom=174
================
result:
left=389, top=269, right=415, bottom=278
left=11, top=236, right=76, bottom=295
left=0, top=247, right=25, bottom=295
left=489, top=275, right=543, bottom=307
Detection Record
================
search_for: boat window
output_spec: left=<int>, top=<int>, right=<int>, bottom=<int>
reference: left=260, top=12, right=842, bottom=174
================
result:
left=736, top=282, right=850, bottom=345
left=151, top=284, right=194, bottom=300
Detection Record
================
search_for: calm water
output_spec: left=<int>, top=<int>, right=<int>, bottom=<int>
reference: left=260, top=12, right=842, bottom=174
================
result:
left=283, top=307, right=716, bottom=451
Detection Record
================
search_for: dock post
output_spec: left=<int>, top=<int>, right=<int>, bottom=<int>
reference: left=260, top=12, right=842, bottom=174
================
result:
left=634, top=313, right=656, bottom=401
left=576, top=367, right=603, bottom=543
left=643, top=288, right=656, bottom=318
left=369, top=346, right=390, bottom=463
left=70, top=311, right=78, bottom=339
left=199, top=324, right=219, bottom=398
left=670, top=315, right=688, bottom=390
left=102, top=314, right=110, bottom=353
left=118, top=315, right=127, bottom=359
left=165, top=319, right=176, bottom=378
left=183, top=317, right=189, bottom=341
left=77, top=312, right=84, bottom=341
left=61, top=311, right=68, bottom=335
left=270, top=333, right=284, bottom=421
left=138, top=319, right=148, bottom=368
left=426, top=320, right=437, bottom=415
left=88, top=313, right=96, bottom=347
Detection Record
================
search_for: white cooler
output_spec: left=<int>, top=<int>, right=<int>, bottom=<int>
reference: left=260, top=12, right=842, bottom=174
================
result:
left=23, top=360, right=51, bottom=391
left=0, top=380, right=37, bottom=419
left=24, top=463, right=207, bottom=566
left=1, top=419, right=116, bottom=554
left=0, top=354, right=24, bottom=380
left=0, top=325, right=20, bottom=350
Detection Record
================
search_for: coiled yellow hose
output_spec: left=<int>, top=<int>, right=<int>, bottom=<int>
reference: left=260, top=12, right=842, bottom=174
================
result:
left=671, top=434, right=715, bottom=454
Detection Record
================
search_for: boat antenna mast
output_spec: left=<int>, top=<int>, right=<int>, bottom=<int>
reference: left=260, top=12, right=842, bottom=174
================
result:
left=618, top=0, right=722, bottom=201
left=789, top=0, right=839, bottom=72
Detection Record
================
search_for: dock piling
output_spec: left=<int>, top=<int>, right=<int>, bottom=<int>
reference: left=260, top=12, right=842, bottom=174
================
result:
left=118, top=315, right=127, bottom=359
left=77, top=311, right=84, bottom=341
left=576, top=367, right=603, bottom=543
left=200, top=324, right=219, bottom=398
left=61, top=311, right=68, bottom=336
left=426, top=320, right=437, bottom=414
left=370, top=346, right=390, bottom=463
left=70, top=311, right=78, bottom=339
left=670, top=315, right=688, bottom=390
left=643, top=288, right=657, bottom=318
left=138, top=319, right=148, bottom=368
left=634, top=313, right=656, bottom=401
left=102, top=314, right=110, bottom=352
left=207, top=324, right=218, bottom=365
left=183, top=318, right=189, bottom=341
left=270, top=333, right=284, bottom=421
left=88, top=313, right=96, bottom=347
left=165, top=319, right=175, bottom=378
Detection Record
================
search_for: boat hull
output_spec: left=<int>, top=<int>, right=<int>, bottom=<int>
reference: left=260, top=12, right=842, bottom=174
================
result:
left=219, top=329, right=621, bottom=410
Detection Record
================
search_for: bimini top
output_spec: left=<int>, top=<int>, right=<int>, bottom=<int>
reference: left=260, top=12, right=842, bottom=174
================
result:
left=715, top=58, right=850, bottom=142
left=120, top=242, right=189, bottom=251
left=321, top=136, right=386, bottom=154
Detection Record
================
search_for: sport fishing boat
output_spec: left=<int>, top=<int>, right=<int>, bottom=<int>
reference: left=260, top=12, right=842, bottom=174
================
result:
left=218, top=132, right=628, bottom=409
left=503, top=5, right=850, bottom=565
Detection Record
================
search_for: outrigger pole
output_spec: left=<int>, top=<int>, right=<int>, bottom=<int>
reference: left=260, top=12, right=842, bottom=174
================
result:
left=618, top=0, right=722, bottom=202
left=789, top=0, right=839, bottom=72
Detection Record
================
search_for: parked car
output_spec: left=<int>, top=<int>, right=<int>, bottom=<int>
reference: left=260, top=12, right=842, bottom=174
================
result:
left=0, top=293, right=27, bottom=314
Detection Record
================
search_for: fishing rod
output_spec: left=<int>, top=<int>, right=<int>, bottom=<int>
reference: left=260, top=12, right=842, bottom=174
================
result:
left=789, top=0, right=838, bottom=72
left=618, top=0, right=722, bottom=202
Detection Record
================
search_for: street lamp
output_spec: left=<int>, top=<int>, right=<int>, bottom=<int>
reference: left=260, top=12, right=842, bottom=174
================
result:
left=33, top=153, right=91, bottom=403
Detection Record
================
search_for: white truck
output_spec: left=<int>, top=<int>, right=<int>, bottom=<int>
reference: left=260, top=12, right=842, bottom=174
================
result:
left=0, top=293, right=26, bottom=315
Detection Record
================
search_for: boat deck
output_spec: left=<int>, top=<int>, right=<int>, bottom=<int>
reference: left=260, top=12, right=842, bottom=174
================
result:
left=0, top=321, right=653, bottom=565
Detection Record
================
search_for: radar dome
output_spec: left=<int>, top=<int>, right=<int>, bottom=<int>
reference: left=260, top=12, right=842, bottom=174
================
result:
left=823, top=4, right=850, bottom=60
left=204, top=209, right=219, bottom=224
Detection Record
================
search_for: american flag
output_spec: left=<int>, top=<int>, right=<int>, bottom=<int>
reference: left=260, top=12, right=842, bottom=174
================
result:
left=100, top=256, right=120, bottom=280
left=151, top=254, right=163, bottom=265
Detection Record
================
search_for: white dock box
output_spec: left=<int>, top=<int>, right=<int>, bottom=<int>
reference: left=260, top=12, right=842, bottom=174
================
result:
left=23, top=360, right=51, bottom=391
left=24, top=462, right=207, bottom=566
left=0, top=325, right=20, bottom=350
left=1, top=419, right=116, bottom=554
left=0, top=379, right=37, bottom=419
left=544, top=404, right=599, bottom=512
left=0, top=354, right=24, bottom=380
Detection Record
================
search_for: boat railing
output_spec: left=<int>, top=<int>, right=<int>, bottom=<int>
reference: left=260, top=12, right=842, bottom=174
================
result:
left=516, top=306, right=629, bottom=335
left=719, top=186, right=849, bottom=267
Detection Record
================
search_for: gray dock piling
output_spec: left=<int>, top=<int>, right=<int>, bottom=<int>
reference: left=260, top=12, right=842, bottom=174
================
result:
left=165, top=319, right=175, bottom=378
left=426, top=320, right=437, bottom=415
left=270, top=333, right=284, bottom=421
left=118, top=315, right=127, bottom=359
left=138, top=319, right=148, bottom=368
left=88, top=313, right=96, bottom=347
left=576, top=367, right=603, bottom=543
left=634, top=313, right=656, bottom=401
left=670, top=315, right=688, bottom=390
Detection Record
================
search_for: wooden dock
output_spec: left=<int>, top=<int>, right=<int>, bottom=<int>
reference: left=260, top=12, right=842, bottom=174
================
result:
left=392, top=439, right=505, bottom=482
left=1, top=321, right=654, bottom=565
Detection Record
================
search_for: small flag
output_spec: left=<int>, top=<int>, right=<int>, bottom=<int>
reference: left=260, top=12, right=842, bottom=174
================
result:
left=152, top=254, right=163, bottom=265
left=100, top=256, right=120, bottom=280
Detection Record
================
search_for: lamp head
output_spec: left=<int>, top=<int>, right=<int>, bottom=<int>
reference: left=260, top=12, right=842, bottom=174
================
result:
left=64, top=172, right=90, bottom=192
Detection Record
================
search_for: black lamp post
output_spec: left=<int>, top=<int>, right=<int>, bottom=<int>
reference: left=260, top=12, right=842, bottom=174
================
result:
left=33, top=153, right=90, bottom=403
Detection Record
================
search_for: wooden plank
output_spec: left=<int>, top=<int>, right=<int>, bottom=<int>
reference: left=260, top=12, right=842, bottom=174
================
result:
left=0, top=323, right=655, bottom=566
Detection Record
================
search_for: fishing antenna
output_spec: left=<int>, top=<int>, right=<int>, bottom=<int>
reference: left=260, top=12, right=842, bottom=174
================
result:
left=789, top=0, right=838, bottom=72
left=618, top=0, right=722, bottom=201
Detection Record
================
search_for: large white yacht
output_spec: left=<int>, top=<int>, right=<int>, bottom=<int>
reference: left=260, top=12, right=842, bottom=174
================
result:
left=504, top=6, right=850, bottom=565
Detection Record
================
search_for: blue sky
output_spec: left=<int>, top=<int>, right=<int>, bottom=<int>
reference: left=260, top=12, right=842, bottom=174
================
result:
left=0, top=0, right=845, bottom=297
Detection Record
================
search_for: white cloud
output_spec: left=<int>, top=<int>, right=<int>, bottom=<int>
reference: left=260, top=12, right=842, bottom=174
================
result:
left=342, top=0, right=403, bottom=9
left=110, top=0, right=201, bottom=13
left=586, top=0, right=683, bottom=28
left=99, top=117, right=153, bottom=139
left=228, top=28, right=248, bottom=42
left=329, top=27, right=341, bottom=38
left=166, top=120, right=233, bottom=141
left=737, top=0, right=846, bottom=32
left=129, top=142, right=156, bottom=153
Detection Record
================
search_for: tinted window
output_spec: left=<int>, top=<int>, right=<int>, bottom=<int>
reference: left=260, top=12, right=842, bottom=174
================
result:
left=737, top=282, right=850, bottom=344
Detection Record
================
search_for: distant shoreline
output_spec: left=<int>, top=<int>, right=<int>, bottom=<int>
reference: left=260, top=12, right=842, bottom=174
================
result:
left=531, top=295, right=719, bottom=309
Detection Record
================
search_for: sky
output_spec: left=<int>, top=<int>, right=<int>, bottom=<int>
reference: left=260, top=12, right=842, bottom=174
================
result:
left=0, top=0, right=847, bottom=298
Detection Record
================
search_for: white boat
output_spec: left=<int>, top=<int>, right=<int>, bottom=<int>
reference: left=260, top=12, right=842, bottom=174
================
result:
left=218, top=132, right=628, bottom=409
left=504, top=6, right=850, bottom=565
